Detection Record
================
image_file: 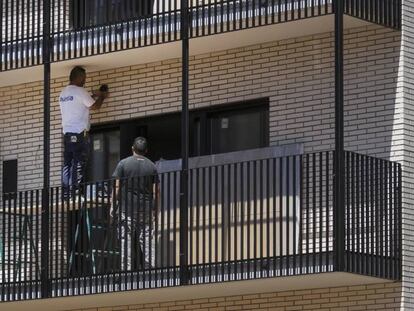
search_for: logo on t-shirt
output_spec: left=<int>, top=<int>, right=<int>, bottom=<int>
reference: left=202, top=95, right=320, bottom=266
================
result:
left=60, top=96, right=74, bottom=102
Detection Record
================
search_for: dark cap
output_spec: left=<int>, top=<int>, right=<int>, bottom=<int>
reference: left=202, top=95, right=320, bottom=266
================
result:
left=133, top=137, right=148, bottom=154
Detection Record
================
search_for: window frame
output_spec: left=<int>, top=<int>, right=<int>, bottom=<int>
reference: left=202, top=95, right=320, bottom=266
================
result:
left=3, top=159, right=18, bottom=198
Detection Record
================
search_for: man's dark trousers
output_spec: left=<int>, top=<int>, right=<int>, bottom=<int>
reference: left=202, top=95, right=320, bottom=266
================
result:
left=62, top=133, right=88, bottom=197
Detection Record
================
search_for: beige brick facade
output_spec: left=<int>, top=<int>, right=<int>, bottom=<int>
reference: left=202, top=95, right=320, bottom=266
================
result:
left=0, top=22, right=405, bottom=309
left=66, top=282, right=401, bottom=311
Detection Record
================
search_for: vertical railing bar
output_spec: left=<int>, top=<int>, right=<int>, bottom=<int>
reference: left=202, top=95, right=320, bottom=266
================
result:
left=234, top=163, right=238, bottom=280
left=149, top=177, right=154, bottom=288
left=361, top=155, right=365, bottom=275
left=293, top=156, right=297, bottom=275
left=393, top=162, right=397, bottom=279
left=279, top=157, right=283, bottom=276
left=259, top=160, right=264, bottom=277
left=369, top=157, right=374, bottom=276
left=286, top=156, right=291, bottom=276
left=356, top=154, right=360, bottom=274
left=189, top=170, right=193, bottom=280
left=358, top=155, right=367, bottom=274
left=312, top=153, right=316, bottom=274
left=305, top=154, right=309, bottom=274
left=284, top=0, right=288, bottom=21
left=299, top=154, right=304, bottom=274
left=12, top=190, right=18, bottom=299
left=36, top=190, right=40, bottom=298
left=202, top=0, right=206, bottom=36
left=398, top=163, right=402, bottom=279
left=195, top=168, right=200, bottom=282
left=17, top=191, right=23, bottom=297
left=25, top=190, right=29, bottom=298
left=365, top=156, right=370, bottom=276
left=202, top=167, right=206, bottom=282
left=227, top=0, right=231, bottom=31
left=20, top=0, right=25, bottom=68
left=319, top=152, right=323, bottom=273
left=159, top=174, right=165, bottom=287
left=27, top=190, right=35, bottom=299
left=174, top=172, right=178, bottom=285
left=12, top=0, right=16, bottom=69
left=384, top=160, right=389, bottom=278
left=266, top=159, right=270, bottom=276
left=325, top=151, right=329, bottom=272
left=54, top=188, right=59, bottom=296
left=241, top=161, right=245, bottom=279
left=277, top=0, right=281, bottom=22
left=273, top=158, right=277, bottom=274
left=166, top=173, right=171, bottom=284
left=253, top=161, right=258, bottom=277
left=375, top=158, right=380, bottom=277
left=214, top=165, right=219, bottom=279
left=7, top=195, right=12, bottom=300
left=221, top=165, right=225, bottom=280
left=380, top=159, right=384, bottom=278
left=247, top=162, right=251, bottom=278
left=0, top=0, right=3, bottom=70
left=388, top=162, right=393, bottom=279
left=209, top=165, right=213, bottom=281
left=227, top=164, right=232, bottom=279
left=1, top=197, right=5, bottom=301
left=351, top=152, right=356, bottom=274
left=345, top=151, right=349, bottom=272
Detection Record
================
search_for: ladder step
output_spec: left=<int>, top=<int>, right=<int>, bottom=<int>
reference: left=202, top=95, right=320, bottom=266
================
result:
left=91, top=225, right=106, bottom=229
left=92, top=249, right=119, bottom=255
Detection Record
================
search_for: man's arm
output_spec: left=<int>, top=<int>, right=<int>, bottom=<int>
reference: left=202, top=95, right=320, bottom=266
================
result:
left=90, top=91, right=108, bottom=110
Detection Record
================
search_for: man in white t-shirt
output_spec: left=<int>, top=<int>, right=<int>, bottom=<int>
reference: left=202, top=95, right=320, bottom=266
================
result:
left=60, top=66, right=108, bottom=197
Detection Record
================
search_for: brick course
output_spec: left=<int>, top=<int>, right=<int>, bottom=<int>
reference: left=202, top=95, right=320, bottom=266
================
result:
left=66, top=282, right=401, bottom=311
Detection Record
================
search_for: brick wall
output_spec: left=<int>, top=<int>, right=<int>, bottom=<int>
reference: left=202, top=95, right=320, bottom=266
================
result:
left=67, top=282, right=401, bottom=311
left=0, top=24, right=401, bottom=191
left=400, top=0, right=414, bottom=309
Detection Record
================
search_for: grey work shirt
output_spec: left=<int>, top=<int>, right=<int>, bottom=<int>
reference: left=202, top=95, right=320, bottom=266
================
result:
left=112, top=155, right=158, bottom=202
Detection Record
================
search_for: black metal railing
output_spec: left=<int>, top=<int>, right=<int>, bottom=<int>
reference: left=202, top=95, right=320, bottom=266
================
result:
left=344, top=151, right=401, bottom=279
left=0, top=150, right=401, bottom=302
left=343, top=0, right=401, bottom=29
left=0, top=0, right=401, bottom=71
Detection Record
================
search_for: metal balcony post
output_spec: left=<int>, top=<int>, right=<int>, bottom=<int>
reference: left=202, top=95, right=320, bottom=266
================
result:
left=334, top=0, right=345, bottom=272
left=180, top=0, right=190, bottom=285
left=41, top=0, right=51, bottom=298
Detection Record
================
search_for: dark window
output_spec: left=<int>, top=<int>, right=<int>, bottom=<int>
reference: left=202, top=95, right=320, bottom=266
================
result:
left=190, top=100, right=269, bottom=156
left=3, top=159, right=18, bottom=196
left=207, top=105, right=268, bottom=155
left=87, top=99, right=269, bottom=180
left=88, top=129, right=120, bottom=182
left=71, top=0, right=155, bottom=29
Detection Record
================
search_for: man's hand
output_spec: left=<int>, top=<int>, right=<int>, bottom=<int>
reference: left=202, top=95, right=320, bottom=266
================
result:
left=92, top=90, right=109, bottom=100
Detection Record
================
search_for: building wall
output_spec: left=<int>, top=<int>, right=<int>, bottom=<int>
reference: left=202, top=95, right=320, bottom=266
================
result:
left=0, top=24, right=401, bottom=191
left=400, top=0, right=414, bottom=309
left=67, top=282, right=401, bottom=311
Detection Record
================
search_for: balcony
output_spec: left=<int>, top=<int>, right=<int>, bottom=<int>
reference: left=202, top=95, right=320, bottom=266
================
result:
left=0, top=0, right=401, bottom=71
left=0, top=148, right=401, bottom=302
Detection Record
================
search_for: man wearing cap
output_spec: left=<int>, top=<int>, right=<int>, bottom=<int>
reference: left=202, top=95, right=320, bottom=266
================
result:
left=111, top=137, right=159, bottom=270
left=59, top=66, right=108, bottom=197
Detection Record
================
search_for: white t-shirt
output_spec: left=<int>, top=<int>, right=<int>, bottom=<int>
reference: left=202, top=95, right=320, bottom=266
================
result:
left=59, top=85, right=95, bottom=134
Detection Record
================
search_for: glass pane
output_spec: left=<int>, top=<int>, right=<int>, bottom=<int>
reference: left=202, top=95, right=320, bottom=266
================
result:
left=210, top=110, right=263, bottom=154
left=88, top=130, right=120, bottom=182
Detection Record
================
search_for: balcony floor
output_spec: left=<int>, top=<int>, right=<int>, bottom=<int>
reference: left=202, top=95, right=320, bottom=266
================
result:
left=1, top=251, right=399, bottom=307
